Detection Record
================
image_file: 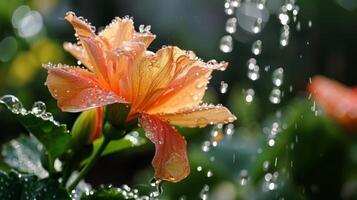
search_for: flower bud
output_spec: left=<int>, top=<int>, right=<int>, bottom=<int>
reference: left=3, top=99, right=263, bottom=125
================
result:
left=71, top=108, right=103, bottom=146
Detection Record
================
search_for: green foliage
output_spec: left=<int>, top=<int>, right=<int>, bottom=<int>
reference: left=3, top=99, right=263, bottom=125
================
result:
left=0, top=100, right=72, bottom=160
left=0, top=171, right=70, bottom=200
left=1, top=135, right=48, bottom=177
left=80, top=187, right=136, bottom=200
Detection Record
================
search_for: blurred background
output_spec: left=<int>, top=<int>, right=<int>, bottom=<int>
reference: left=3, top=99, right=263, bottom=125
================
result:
left=0, top=0, right=357, bottom=199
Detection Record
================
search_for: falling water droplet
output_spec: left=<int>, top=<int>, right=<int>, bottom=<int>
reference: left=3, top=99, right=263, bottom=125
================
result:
left=199, top=185, right=210, bottom=200
left=308, top=20, right=312, bottom=27
left=201, top=141, right=211, bottom=152
left=197, top=166, right=203, bottom=172
left=224, top=123, right=235, bottom=136
left=269, top=88, right=282, bottom=104
left=272, top=67, right=284, bottom=87
left=244, top=88, right=255, bottom=103
left=296, top=21, right=301, bottom=31
left=220, top=81, right=229, bottom=94
left=240, top=169, right=249, bottom=186
left=257, top=0, right=266, bottom=10
left=225, top=17, right=237, bottom=34
left=280, top=26, right=290, bottom=47
left=247, top=58, right=260, bottom=81
left=206, top=170, right=213, bottom=178
left=278, top=12, right=290, bottom=25
left=220, top=35, right=233, bottom=53
left=31, top=101, right=46, bottom=116
left=252, top=18, right=263, bottom=34
left=252, top=40, right=262, bottom=55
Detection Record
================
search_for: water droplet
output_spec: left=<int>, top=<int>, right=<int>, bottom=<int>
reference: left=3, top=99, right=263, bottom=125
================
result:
left=31, top=101, right=46, bottom=116
left=240, top=169, right=248, bottom=186
left=0, top=95, right=26, bottom=115
left=139, top=24, right=151, bottom=33
left=269, top=88, right=282, bottom=104
left=272, top=67, right=284, bottom=87
left=199, top=185, right=210, bottom=200
left=220, top=35, right=233, bottom=53
left=206, top=170, right=213, bottom=178
left=197, top=166, right=203, bottom=172
left=201, top=141, right=211, bottom=152
left=244, top=88, right=255, bottom=103
left=252, top=40, right=262, bottom=55
left=252, top=18, right=263, bottom=34
left=224, top=123, right=235, bottom=135
left=257, top=0, right=266, bottom=10
left=308, top=20, right=312, bottom=27
left=247, top=58, right=260, bottom=81
left=280, top=26, right=290, bottom=47
left=225, top=17, right=237, bottom=34
left=278, top=13, right=289, bottom=25
left=220, top=81, right=229, bottom=94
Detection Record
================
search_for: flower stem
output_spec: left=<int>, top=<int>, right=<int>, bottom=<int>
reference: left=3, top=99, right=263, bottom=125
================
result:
left=67, top=137, right=111, bottom=191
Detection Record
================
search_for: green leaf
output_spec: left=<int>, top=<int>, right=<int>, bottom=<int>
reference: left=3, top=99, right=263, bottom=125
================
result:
left=0, top=171, right=71, bottom=200
left=0, top=171, right=21, bottom=200
left=0, top=95, right=72, bottom=159
left=97, top=130, right=146, bottom=156
left=80, top=187, right=136, bottom=200
left=1, top=135, right=48, bottom=178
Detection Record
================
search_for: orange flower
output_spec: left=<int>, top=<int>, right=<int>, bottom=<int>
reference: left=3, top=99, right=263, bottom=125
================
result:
left=44, top=12, right=236, bottom=182
left=308, top=75, right=357, bottom=130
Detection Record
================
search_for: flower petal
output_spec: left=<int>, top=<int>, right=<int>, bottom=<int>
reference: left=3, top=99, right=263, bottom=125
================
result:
left=308, top=75, right=357, bottom=129
left=45, top=64, right=126, bottom=112
left=79, top=36, right=109, bottom=84
left=99, top=17, right=135, bottom=49
left=65, top=12, right=95, bottom=38
left=99, top=17, right=156, bottom=49
left=159, top=104, right=236, bottom=128
left=146, top=48, right=228, bottom=114
left=130, top=47, right=183, bottom=111
left=140, top=114, right=190, bottom=183
left=63, top=42, right=91, bottom=69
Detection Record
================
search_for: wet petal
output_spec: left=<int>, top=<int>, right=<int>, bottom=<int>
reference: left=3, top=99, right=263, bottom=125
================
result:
left=308, top=75, right=357, bottom=129
left=130, top=47, right=184, bottom=110
left=79, top=36, right=109, bottom=84
left=63, top=42, right=91, bottom=69
left=159, top=104, right=236, bottom=128
left=140, top=114, right=190, bottom=183
left=45, top=64, right=126, bottom=112
left=133, top=32, right=156, bottom=48
left=146, top=48, right=228, bottom=114
left=106, top=42, right=146, bottom=98
left=99, top=17, right=135, bottom=49
left=99, top=17, right=156, bottom=50
left=65, top=12, right=95, bottom=38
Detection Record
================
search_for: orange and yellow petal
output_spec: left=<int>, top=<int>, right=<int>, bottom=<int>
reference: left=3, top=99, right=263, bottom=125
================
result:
left=63, top=42, right=91, bottom=69
left=45, top=64, right=126, bottom=112
left=308, top=75, right=357, bottom=130
left=140, top=114, right=190, bottom=183
left=130, top=47, right=182, bottom=110
left=147, top=47, right=228, bottom=114
left=79, top=36, right=109, bottom=85
left=98, top=17, right=135, bottom=50
left=65, top=12, right=95, bottom=38
left=158, top=104, right=236, bottom=128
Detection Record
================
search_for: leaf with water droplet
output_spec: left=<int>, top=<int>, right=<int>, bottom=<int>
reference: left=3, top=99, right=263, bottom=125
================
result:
left=0, top=171, right=70, bottom=199
left=1, top=135, right=48, bottom=178
left=0, top=95, right=72, bottom=159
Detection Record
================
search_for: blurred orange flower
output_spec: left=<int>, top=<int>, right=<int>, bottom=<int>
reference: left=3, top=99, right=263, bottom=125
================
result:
left=308, top=75, right=357, bottom=130
left=44, top=12, right=236, bottom=182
